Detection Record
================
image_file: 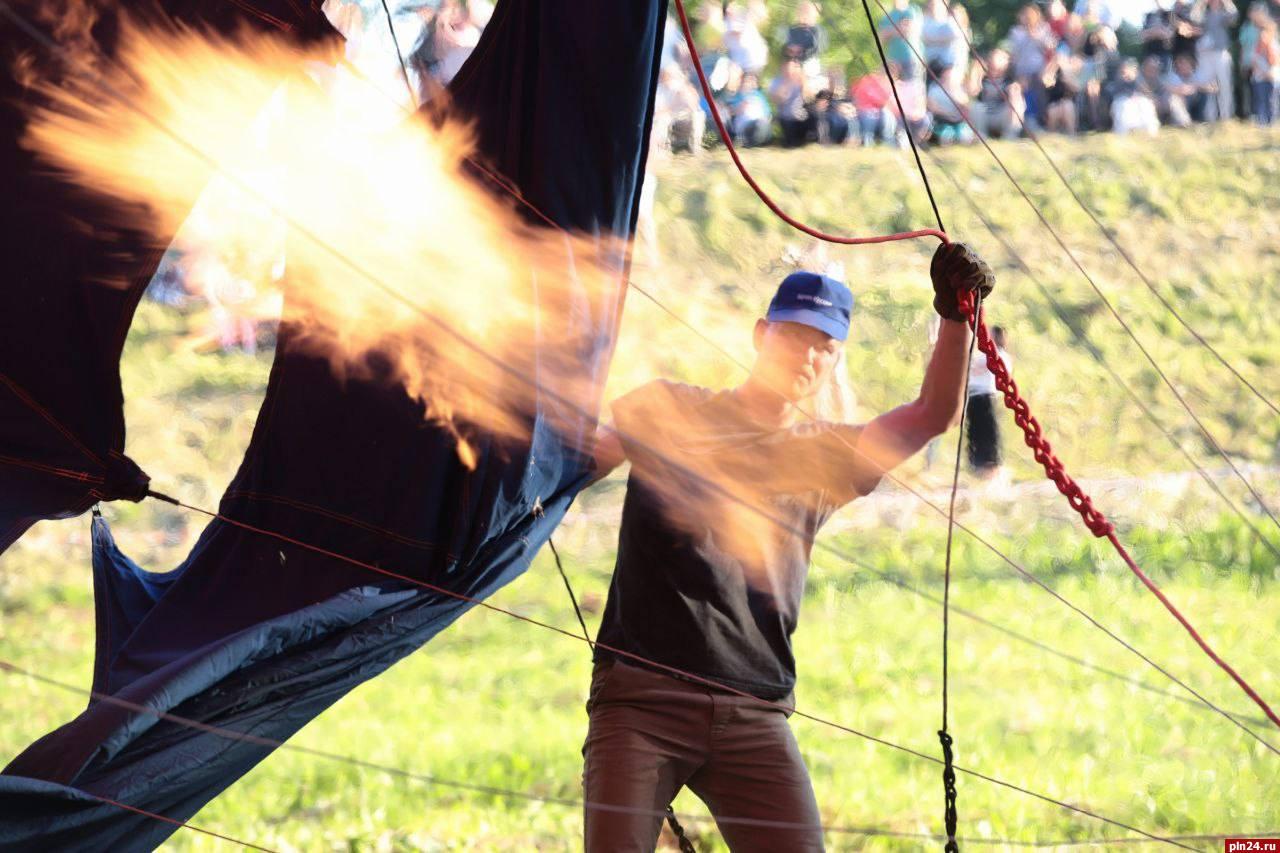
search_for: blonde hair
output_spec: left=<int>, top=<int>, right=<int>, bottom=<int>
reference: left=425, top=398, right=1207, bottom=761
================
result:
left=811, top=348, right=858, bottom=423
left=773, top=242, right=859, bottom=423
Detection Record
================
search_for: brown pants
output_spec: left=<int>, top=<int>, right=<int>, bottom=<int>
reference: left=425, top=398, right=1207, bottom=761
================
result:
left=581, top=660, right=825, bottom=852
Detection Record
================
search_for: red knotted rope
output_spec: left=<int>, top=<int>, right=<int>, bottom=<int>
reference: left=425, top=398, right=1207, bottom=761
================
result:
left=959, top=291, right=1280, bottom=730
left=958, top=291, right=1113, bottom=538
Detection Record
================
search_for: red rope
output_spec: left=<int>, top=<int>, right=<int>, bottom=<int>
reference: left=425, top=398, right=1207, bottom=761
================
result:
left=79, top=792, right=274, bottom=851
left=669, top=0, right=945, bottom=247
left=960, top=292, right=1280, bottom=730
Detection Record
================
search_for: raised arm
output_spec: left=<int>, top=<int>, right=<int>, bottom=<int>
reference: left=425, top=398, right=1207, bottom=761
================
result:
left=586, top=422, right=628, bottom=486
left=856, top=242, right=996, bottom=478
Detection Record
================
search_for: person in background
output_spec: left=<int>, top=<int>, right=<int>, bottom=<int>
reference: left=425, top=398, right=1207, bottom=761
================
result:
left=1140, top=3, right=1176, bottom=70
left=1165, top=53, right=1217, bottom=122
left=851, top=65, right=898, bottom=145
left=1043, top=54, right=1082, bottom=134
left=968, top=47, right=1025, bottom=138
left=922, top=0, right=965, bottom=72
left=926, top=61, right=974, bottom=143
left=1046, top=0, right=1072, bottom=40
left=433, top=0, right=489, bottom=85
left=1109, top=57, right=1161, bottom=134
left=965, top=325, right=1011, bottom=483
left=1238, top=2, right=1267, bottom=117
left=1170, top=0, right=1205, bottom=61
left=1074, top=0, right=1121, bottom=30
left=1192, top=0, right=1238, bottom=119
left=1139, top=53, right=1193, bottom=126
left=1008, top=3, right=1059, bottom=125
left=812, top=88, right=854, bottom=144
left=782, top=1, right=828, bottom=80
left=1059, top=11, right=1089, bottom=55
left=879, top=0, right=925, bottom=81
left=724, top=1, right=770, bottom=75
left=408, top=4, right=439, bottom=96
left=654, top=63, right=707, bottom=155
left=729, top=72, right=774, bottom=146
left=1246, top=16, right=1279, bottom=124
left=889, top=61, right=933, bottom=144
left=770, top=58, right=816, bottom=146
left=1079, top=15, right=1121, bottom=130
left=950, top=3, right=975, bottom=79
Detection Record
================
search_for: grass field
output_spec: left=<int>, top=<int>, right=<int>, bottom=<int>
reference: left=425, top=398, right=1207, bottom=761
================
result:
left=2, top=121, right=1279, bottom=851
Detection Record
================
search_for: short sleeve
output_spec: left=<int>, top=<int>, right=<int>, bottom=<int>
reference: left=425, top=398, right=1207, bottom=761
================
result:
left=813, top=423, right=885, bottom=508
left=608, top=380, right=712, bottom=471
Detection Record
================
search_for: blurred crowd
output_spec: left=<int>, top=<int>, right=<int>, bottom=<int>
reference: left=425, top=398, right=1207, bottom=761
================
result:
left=649, top=0, right=1278, bottom=155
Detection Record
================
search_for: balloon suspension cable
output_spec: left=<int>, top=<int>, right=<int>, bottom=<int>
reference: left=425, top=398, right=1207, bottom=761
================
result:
left=939, top=289, right=981, bottom=853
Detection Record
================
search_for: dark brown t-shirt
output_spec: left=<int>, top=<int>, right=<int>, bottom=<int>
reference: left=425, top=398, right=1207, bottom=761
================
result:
left=593, top=380, right=882, bottom=700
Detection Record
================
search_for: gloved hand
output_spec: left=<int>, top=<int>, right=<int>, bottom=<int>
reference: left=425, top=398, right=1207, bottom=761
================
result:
left=930, top=241, right=995, bottom=323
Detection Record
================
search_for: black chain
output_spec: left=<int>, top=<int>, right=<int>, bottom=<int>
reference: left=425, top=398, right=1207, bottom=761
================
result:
left=666, top=805, right=698, bottom=853
left=938, top=730, right=959, bottom=853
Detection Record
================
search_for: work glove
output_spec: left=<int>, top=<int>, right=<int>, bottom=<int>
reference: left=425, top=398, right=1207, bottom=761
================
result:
left=930, top=241, right=995, bottom=323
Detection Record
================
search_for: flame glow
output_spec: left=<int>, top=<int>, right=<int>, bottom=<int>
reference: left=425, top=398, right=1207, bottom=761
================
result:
left=19, top=11, right=877, bottom=590
left=21, top=15, right=623, bottom=463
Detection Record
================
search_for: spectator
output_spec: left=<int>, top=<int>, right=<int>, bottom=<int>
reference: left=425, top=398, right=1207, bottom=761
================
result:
left=770, top=59, right=816, bottom=146
left=949, top=3, right=974, bottom=78
left=1138, top=53, right=1193, bottom=126
left=408, top=5, right=439, bottom=93
left=1140, top=4, right=1176, bottom=69
left=968, top=47, right=1025, bottom=138
left=1043, top=55, right=1082, bottom=133
left=1246, top=16, right=1279, bottom=124
left=889, top=61, right=933, bottom=144
left=812, top=89, right=854, bottom=144
left=1079, top=16, right=1120, bottom=129
left=654, top=64, right=707, bottom=155
left=926, top=62, right=974, bottom=143
left=433, top=1, right=491, bottom=85
left=1166, top=53, right=1217, bottom=121
left=659, top=14, right=692, bottom=73
left=1192, top=0, right=1239, bottom=120
left=966, top=325, right=1011, bottom=482
left=1008, top=3, right=1059, bottom=124
left=724, top=1, right=770, bottom=74
left=1239, top=2, right=1266, bottom=116
left=1060, top=12, right=1089, bottom=55
left=1109, top=58, right=1161, bottom=134
left=851, top=66, right=899, bottom=145
left=782, top=1, right=828, bottom=79
left=728, top=72, right=774, bottom=146
left=1171, top=0, right=1205, bottom=60
left=879, top=0, right=925, bottom=81
left=1046, top=0, right=1072, bottom=39
left=1074, top=0, right=1121, bottom=30
left=922, top=0, right=965, bottom=71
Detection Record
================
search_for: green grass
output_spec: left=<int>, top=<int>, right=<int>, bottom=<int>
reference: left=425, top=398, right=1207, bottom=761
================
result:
left=3, top=122, right=1280, bottom=851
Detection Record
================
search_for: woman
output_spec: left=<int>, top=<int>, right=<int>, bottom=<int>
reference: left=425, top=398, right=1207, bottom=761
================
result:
left=1008, top=3, right=1058, bottom=124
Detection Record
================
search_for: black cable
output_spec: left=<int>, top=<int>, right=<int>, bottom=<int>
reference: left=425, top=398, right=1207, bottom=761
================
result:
left=547, top=537, right=592, bottom=647
left=856, top=0, right=945, bottom=233
left=378, top=0, right=418, bottom=108
left=939, top=289, right=983, bottom=853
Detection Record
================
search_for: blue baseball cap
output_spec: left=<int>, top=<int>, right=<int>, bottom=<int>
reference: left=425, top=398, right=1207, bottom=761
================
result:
left=766, top=271, right=853, bottom=342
